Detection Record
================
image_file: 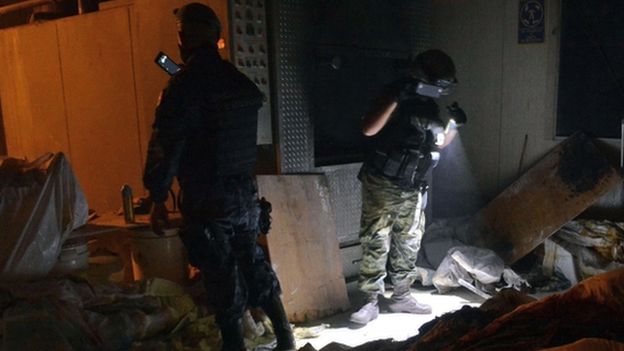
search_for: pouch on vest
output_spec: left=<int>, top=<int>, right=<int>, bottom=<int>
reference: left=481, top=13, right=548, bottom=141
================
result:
left=373, top=148, right=423, bottom=185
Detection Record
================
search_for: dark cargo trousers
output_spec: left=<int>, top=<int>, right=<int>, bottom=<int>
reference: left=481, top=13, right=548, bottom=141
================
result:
left=177, top=176, right=282, bottom=327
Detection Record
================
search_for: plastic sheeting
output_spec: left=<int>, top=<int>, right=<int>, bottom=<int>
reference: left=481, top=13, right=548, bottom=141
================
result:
left=0, top=152, right=88, bottom=281
left=416, top=217, right=474, bottom=271
left=432, top=246, right=505, bottom=295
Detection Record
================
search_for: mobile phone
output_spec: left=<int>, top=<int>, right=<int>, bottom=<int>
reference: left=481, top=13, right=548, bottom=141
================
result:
left=416, top=82, right=442, bottom=98
left=154, top=51, right=181, bottom=75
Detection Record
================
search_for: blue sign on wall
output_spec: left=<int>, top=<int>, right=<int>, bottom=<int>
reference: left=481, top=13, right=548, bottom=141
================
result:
left=518, top=0, right=545, bottom=44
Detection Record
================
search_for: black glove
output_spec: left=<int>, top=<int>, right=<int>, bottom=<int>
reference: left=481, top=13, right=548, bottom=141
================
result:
left=446, top=101, right=467, bottom=127
left=399, top=80, right=422, bottom=102
left=387, top=78, right=421, bottom=103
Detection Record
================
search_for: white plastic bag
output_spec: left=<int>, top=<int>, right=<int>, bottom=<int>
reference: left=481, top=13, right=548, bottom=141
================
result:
left=0, top=152, right=88, bottom=281
left=432, top=246, right=505, bottom=294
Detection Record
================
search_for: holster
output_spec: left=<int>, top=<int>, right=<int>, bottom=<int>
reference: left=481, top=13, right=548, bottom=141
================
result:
left=258, top=196, right=272, bottom=235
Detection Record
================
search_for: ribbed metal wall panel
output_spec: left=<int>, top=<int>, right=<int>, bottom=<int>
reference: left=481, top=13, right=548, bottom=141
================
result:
left=318, top=163, right=363, bottom=245
left=270, top=0, right=314, bottom=173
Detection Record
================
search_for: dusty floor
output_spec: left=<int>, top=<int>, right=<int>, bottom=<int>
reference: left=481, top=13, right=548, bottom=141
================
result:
left=291, top=281, right=487, bottom=350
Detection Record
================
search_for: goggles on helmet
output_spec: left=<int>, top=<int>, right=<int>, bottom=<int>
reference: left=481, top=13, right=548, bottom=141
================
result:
left=415, top=78, right=457, bottom=98
left=436, top=78, right=457, bottom=96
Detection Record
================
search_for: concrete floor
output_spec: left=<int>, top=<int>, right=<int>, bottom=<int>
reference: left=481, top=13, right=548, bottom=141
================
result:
left=291, top=282, right=486, bottom=350
left=288, top=248, right=577, bottom=351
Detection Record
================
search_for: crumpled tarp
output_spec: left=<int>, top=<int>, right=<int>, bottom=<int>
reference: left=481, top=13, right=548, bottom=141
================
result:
left=304, top=267, right=624, bottom=351
left=407, top=266, right=624, bottom=351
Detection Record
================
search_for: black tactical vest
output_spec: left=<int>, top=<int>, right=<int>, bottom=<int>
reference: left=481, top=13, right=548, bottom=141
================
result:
left=173, top=48, right=264, bottom=185
left=368, top=97, right=445, bottom=189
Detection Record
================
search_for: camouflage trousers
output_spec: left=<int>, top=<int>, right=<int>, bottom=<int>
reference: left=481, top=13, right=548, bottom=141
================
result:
left=357, top=165, right=426, bottom=294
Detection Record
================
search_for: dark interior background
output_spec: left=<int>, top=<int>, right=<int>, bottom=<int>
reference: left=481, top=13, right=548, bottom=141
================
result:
left=306, top=0, right=428, bottom=167
left=556, top=0, right=624, bottom=139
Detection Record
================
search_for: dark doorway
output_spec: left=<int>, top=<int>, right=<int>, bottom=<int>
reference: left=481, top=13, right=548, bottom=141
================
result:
left=556, top=0, right=624, bottom=139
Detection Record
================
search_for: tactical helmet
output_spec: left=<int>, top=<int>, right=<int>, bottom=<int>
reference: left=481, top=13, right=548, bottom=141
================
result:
left=174, top=2, right=222, bottom=36
left=408, top=49, right=457, bottom=95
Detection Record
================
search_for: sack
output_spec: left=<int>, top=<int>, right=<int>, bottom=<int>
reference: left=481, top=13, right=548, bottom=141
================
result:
left=432, top=246, right=505, bottom=294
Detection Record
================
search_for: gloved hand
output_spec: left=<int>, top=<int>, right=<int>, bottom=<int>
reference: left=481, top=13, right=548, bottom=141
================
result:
left=446, top=101, right=467, bottom=127
left=388, top=78, right=421, bottom=103
left=149, top=202, right=170, bottom=237
left=398, top=80, right=422, bottom=102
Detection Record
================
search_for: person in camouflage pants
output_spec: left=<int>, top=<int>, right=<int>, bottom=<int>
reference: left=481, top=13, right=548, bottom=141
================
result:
left=357, top=165, right=426, bottom=294
left=350, top=163, right=431, bottom=325
left=350, top=49, right=466, bottom=325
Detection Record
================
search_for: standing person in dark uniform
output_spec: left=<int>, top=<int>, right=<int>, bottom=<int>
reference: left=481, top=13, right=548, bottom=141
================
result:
left=142, top=3, right=295, bottom=350
left=350, top=49, right=467, bottom=325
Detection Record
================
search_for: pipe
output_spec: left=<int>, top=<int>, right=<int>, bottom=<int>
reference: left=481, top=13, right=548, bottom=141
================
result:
left=0, top=0, right=55, bottom=16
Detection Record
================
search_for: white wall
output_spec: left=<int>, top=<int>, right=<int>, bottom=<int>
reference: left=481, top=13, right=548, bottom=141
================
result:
left=431, top=0, right=558, bottom=198
left=430, top=0, right=623, bottom=219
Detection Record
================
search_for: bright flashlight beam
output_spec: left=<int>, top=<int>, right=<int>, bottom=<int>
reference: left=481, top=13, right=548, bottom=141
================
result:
left=432, top=133, right=482, bottom=218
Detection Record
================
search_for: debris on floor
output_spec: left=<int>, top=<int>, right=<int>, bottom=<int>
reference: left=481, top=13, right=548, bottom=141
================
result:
left=298, top=266, right=624, bottom=351
left=0, top=276, right=282, bottom=351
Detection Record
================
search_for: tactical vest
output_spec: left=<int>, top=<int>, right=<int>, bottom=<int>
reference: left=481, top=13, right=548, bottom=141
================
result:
left=175, top=50, right=264, bottom=184
left=212, top=79, right=263, bottom=176
left=369, top=97, right=445, bottom=189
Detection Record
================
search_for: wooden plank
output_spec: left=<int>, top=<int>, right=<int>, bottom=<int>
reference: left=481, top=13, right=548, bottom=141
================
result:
left=0, top=22, right=70, bottom=160
left=57, top=8, right=144, bottom=213
left=469, top=132, right=622, bottom=265
left=257, top=174, right=350, bottom=323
